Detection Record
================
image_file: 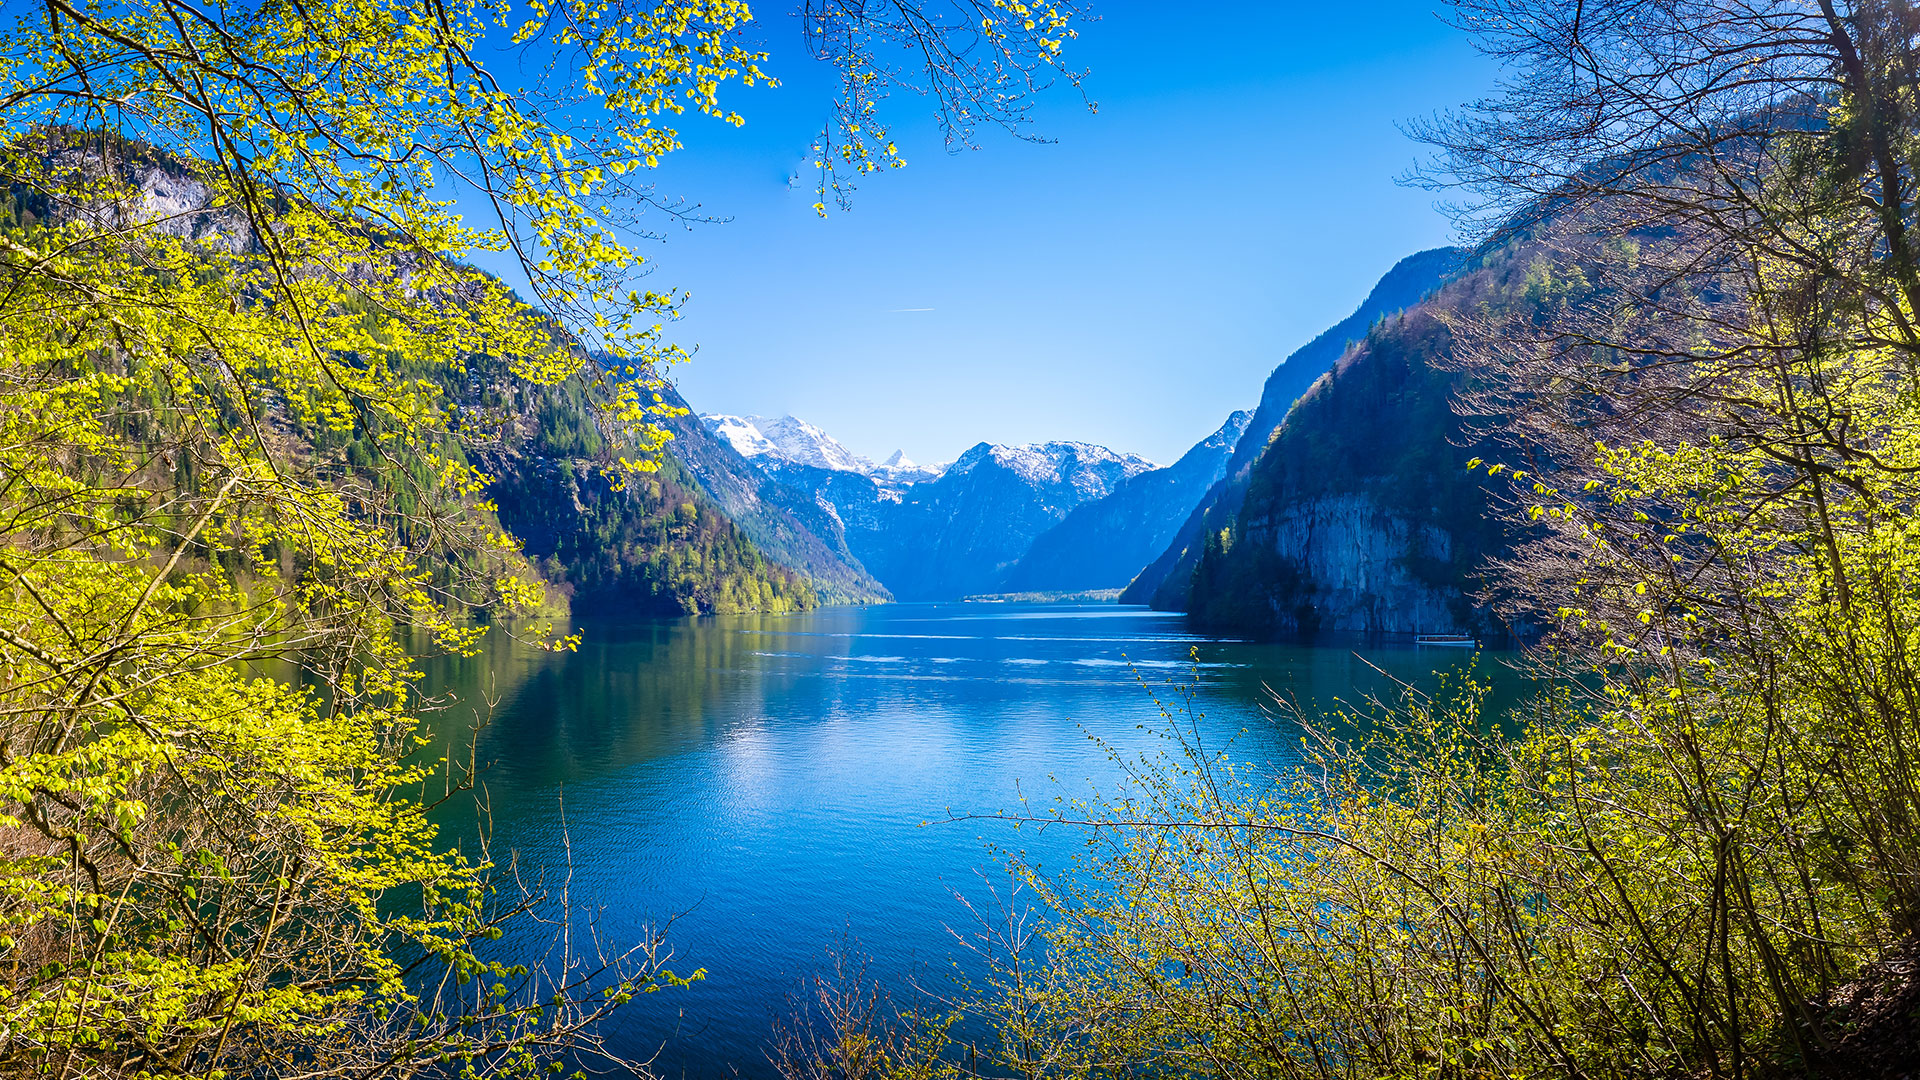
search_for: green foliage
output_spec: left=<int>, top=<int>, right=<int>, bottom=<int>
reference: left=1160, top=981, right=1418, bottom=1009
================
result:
left=491, top=433, right=817, bottom=616
left=1152, top=220, right=1920, bottom=1080
left=0, top=0, right=1092, bottom=1073
left=994, top=329, right=1920, bottom=1070
left=470, top=376, right=816, bottom=616
left=0, top=0, right=769, bottom=1070
left=811, top=570, right=1919, bottom=1079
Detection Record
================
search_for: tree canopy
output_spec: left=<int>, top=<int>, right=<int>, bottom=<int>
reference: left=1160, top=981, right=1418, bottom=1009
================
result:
left=0, top=1, right=1087, bottom=1075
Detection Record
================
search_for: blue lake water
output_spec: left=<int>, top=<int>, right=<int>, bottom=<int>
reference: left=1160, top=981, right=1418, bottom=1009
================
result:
left=416, top=602, right=1505, bottom=1078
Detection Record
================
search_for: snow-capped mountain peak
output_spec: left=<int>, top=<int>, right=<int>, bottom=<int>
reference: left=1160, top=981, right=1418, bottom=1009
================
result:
left=872, top=450, right=947, bottom=487
left=700, top=413, right=873, bottom=474
left=703, top=414, right=779, bottom=460
left=754, top=415, right=873, bottom=473
left=698, top=416, right=1155, bottom=503
left=950, top=440, right=1157, bottom=492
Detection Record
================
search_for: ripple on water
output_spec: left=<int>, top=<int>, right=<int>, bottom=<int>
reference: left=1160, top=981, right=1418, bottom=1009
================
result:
left=415, top=601, right=1510, bottom=1080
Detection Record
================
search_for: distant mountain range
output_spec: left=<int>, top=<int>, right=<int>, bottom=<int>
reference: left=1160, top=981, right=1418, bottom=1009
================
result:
left=636, top=242, right=1483, bottom=631
left=702, top=413, right=948, bottom=488
left=695, top=413, right=1160, bottom=601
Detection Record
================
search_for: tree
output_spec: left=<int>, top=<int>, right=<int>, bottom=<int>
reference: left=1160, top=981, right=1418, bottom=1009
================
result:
left=1413, top=5, right=1920, bottom=1064
left=0, top=1, right=1089, bottom=1075
left=796, top=0, right=1089, bottom=210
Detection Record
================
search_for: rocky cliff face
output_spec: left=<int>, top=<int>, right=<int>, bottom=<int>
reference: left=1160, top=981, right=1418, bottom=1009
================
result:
left=1003, top=411, right=1251, bottom=593
left=1214, top=494, right=1465, bottom=635
left=1182, top=256, right=1528, bottom=640
left=9, top=132, right=254, bottom=252
left=1122, top=247, right=1464, bottom=608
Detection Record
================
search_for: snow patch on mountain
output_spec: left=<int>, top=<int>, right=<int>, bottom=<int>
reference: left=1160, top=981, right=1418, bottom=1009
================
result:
left=701, top=414, right=951, bottom=483
left=950, top=441, right=1158, bottom=496
left=696, top=412, right=1165, bottom=600
left=872, top=453, right=948, bottom=487
left=755, top=415, right=874, bottom=473
left=700, top=413, right=873, bottom=473
left=703, top=414, right=779, bottom=460
left=698, top=415, right=1152, bottom=505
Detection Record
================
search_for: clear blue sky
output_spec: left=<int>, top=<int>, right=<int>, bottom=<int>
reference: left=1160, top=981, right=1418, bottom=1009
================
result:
left=597, top=2, right=1495, bottom=466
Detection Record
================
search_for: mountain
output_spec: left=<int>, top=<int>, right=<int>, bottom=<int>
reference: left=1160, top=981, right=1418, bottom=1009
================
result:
left=1178, top=244, right=1545, bottom=638
left=701, top=414, right=783, bottom=460
left=17, top=131, right=821, bottom=620
left=1120, top=246, right=1465, bottom=608
left=659, top=394, right=891, bottom=604
left=488, top=445, right=817, bottom=616
left=695, top=412, right=1161, bottom=600
left=704, top=413, right=875, bottom=474
left=1001, top=411, right=1252, bottom=593
left=700, top=413, right=948, bottom=488
left=870, top=449, right=948, bottom=487
left=447, top=377, right=821, bottom=617
left=767, top=438, right=1157, bottom=601
left=872, top=440, right=1156, bottom=600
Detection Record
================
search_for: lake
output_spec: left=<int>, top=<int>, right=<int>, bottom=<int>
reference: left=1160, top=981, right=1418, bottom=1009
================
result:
left=416, top=602, right=1506, bottom=1078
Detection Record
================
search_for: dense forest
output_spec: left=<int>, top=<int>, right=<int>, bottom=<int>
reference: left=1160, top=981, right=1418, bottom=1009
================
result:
left=486, top=379, right=815, bottom=615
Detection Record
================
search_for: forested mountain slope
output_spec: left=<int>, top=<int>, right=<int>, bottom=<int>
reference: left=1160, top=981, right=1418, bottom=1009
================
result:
left=1181, top=242, right=1561, bottom=637
left=478, top=380, right=817, bottom=615
left=1121, top=246, right=1463, bottom=607
left=25, top=137, right=818, bottom=618
left=659, top=389, right=891, bottom=604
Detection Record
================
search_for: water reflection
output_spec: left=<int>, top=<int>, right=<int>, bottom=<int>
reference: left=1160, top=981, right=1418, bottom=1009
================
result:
left=412, top=603, right=1512, bottom=1079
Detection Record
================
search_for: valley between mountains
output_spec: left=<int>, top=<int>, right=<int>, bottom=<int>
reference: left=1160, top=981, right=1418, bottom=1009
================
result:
left=533, top=243, right=1508, bottom=639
